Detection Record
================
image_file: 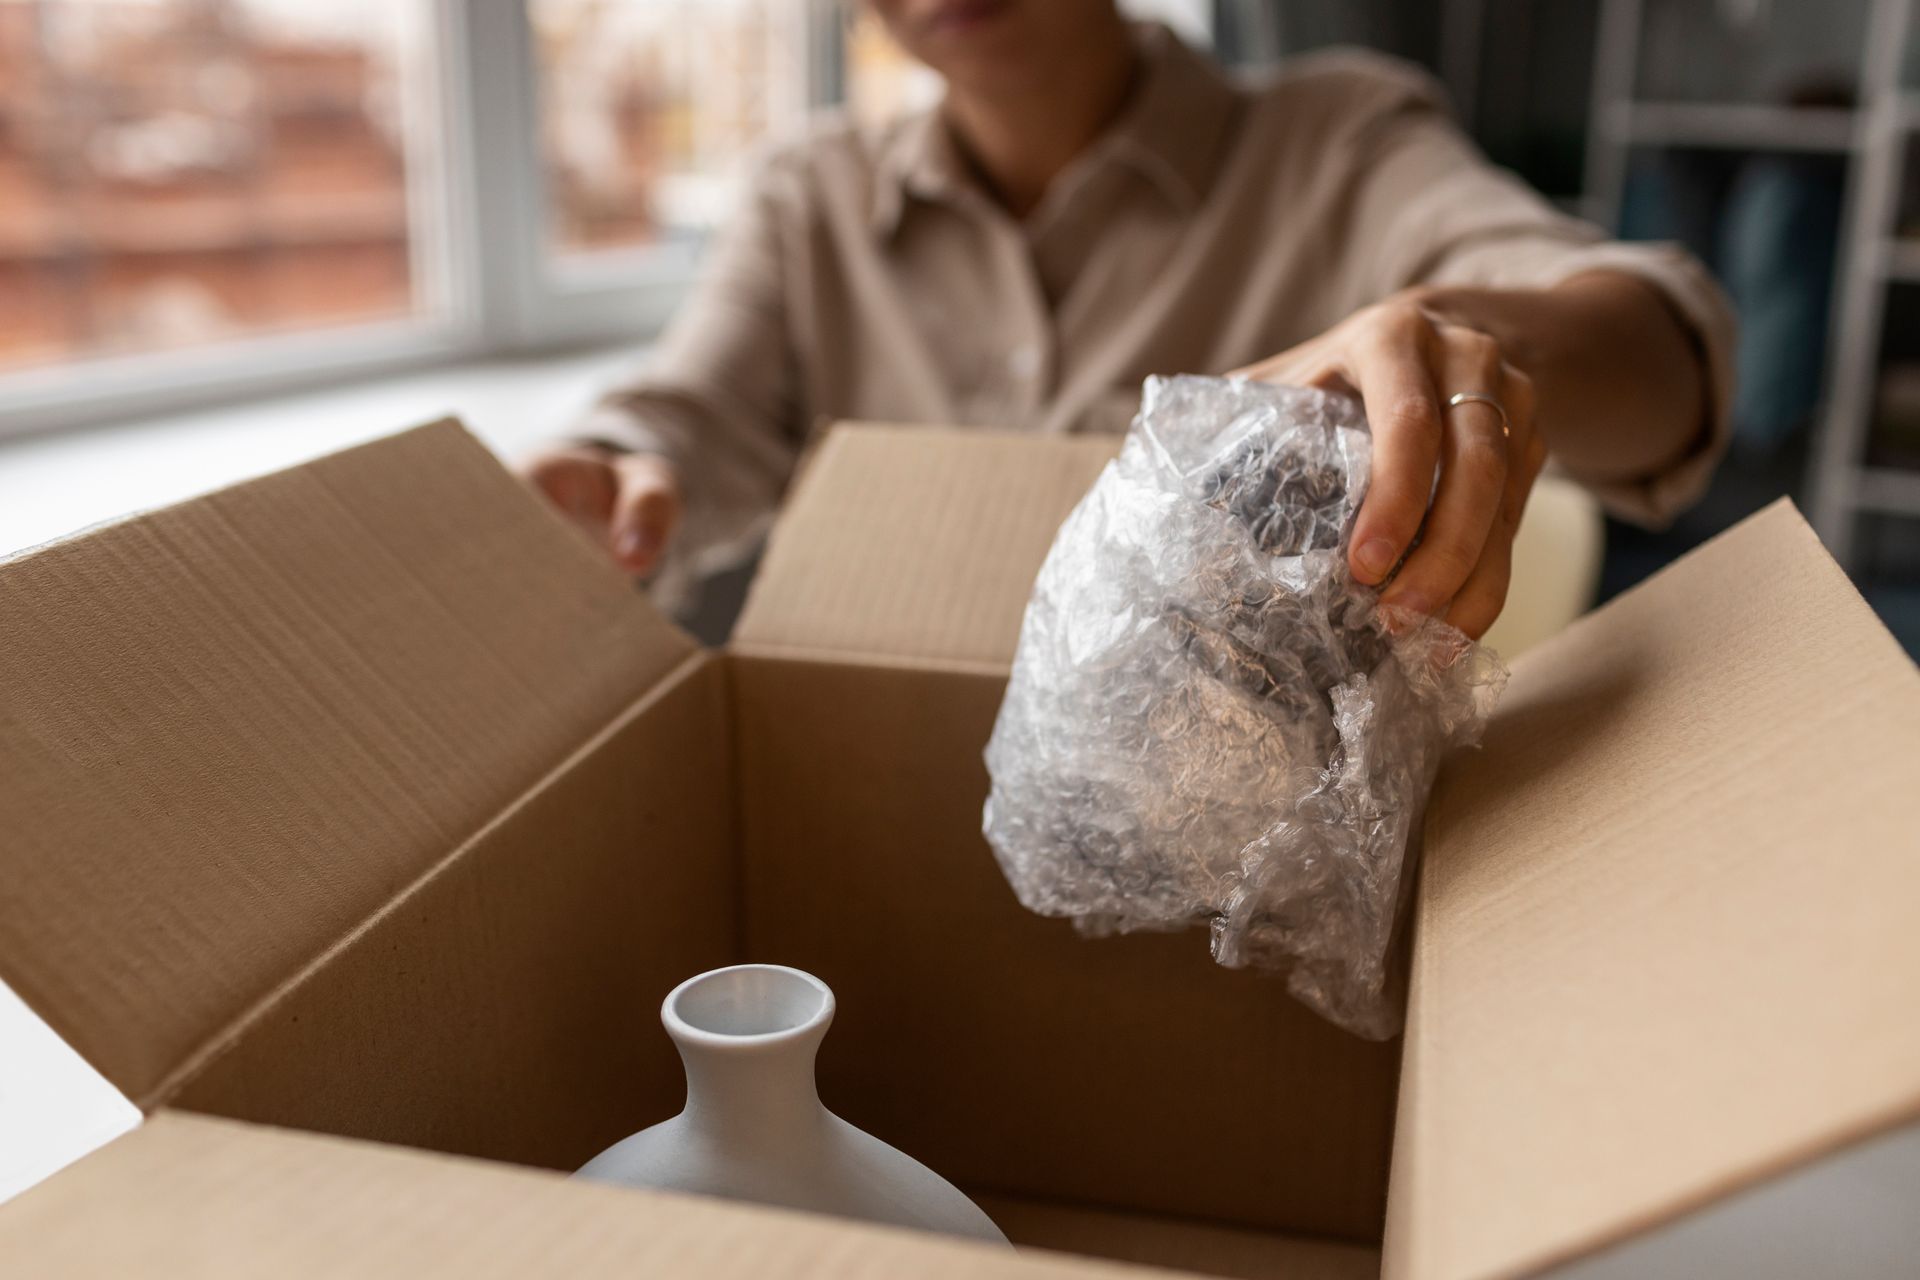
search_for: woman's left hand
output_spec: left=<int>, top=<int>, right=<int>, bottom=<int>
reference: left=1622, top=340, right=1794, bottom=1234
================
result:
left=1232, top=290, right=1547, bottom=639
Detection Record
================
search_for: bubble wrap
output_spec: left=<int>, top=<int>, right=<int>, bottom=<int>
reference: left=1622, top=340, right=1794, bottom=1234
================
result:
left=982, top=375, right=1508, bottom=1039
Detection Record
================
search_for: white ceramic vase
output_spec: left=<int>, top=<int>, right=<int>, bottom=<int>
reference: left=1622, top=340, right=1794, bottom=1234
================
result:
left=577, top=964, right=1007, bottom=1245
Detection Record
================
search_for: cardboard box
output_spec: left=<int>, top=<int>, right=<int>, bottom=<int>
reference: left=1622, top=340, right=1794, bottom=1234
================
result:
left=1, top=420, right=1916, bottom=1279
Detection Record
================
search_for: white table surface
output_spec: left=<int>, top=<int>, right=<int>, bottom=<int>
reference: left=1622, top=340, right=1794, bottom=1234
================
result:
left=0, top=346, right=641, bottom=560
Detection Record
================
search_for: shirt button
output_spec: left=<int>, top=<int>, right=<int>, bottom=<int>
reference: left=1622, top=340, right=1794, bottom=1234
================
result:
left=1007, top=345, right=1041, bottom=380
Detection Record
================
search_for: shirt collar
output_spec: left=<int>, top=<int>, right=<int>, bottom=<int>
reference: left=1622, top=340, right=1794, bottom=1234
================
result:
left=869, top=22, right=1239, bottom=239
left=869, top=109, right=965, bottom=236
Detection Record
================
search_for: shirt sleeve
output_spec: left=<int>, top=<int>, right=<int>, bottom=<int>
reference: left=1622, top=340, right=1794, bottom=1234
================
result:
left=1332, top=54, right=1737, bottom=528
left=572, top=151, right=808, bottom=572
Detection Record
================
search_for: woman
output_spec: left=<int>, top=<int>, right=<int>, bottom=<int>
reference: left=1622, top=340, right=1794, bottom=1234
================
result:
left=524, top=0, right=1730, bottom=640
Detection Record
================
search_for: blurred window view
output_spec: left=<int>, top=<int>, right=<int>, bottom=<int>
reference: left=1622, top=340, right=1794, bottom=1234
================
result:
left=532, top=0, right=811, bottom=257
left=0, top=0, right=429, bottom=373
left=0, top=1, right=1200, bottom=385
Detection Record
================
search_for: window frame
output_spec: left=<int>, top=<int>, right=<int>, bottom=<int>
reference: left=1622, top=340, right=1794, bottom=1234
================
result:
left=0, top=0, right=837, bottom=441
left=0, top=0, right=1216, bottom=442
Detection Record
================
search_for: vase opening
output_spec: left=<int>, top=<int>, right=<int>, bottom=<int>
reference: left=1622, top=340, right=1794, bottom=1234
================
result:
left=665, top=964, right=833, bottom=1042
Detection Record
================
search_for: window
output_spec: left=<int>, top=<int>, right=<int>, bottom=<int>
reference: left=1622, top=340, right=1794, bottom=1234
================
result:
left=532, top=0, right=811, bottom=257
left=0, top=0, right=1212, bottom=437
left=0, top=1, right=439, bottom=374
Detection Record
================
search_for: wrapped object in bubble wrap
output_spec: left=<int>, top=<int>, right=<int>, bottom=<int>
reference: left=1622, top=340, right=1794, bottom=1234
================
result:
left=982, top=375, right=1508, bottom=1039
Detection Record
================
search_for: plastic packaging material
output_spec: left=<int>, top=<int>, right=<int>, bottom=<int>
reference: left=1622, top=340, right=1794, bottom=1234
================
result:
left=983, top=375, right=1508, bottom=1039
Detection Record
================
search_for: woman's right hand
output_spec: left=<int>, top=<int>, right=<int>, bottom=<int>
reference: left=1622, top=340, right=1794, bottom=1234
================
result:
left=520, top=444, right=684, bottom=578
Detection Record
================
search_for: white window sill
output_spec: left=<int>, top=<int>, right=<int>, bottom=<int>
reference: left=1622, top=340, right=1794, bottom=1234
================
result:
left=0, top=344, right=646, bottom=561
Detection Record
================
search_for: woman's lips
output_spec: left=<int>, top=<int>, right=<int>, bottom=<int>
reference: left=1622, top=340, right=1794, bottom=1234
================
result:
left=920, top=0, right=1014, bottom=36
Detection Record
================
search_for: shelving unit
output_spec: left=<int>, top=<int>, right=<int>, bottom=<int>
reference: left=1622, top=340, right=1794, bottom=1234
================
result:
left=1810, top=0, right=1917, bottom=561
left=1606, top=101, right=1858, bottom=153
left=1584, top=0, right=1918, bottom=567
left=1858, top=464, right=1920, bottom=514
left=1882, top=236, right=1920, bottom=282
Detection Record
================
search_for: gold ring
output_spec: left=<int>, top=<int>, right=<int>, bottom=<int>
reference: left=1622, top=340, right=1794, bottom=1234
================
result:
left=1446, top=392, right=1509, bottom=439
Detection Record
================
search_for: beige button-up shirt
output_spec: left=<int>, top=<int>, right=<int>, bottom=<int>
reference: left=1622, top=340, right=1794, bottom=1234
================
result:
left=580, top=26, right=1734, bottom=568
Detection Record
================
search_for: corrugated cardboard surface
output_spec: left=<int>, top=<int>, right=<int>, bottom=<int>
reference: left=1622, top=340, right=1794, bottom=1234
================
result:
left=1385, top=501, right=1920, bottom=1279
left=731, top=654, right=1400, bottom=1243
left=9, top=419, right=1920, bottom=1280
left=732, top=424, right=1118, bottom=669
left=977, top=1194, right=1381, bottom=1280
left=171, top=655, right=736, bottom=1172
left=0, top=421, right=689, bottom=1109
left=0, top=1111, right=1202, bottom=1279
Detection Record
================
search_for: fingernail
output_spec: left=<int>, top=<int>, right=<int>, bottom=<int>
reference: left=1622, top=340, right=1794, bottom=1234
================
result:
left=1382, top=589, right=1431, bottom=618
left=1355, top=537, right=1397, bottom=581
left=616, top=530, right=643, bottom=556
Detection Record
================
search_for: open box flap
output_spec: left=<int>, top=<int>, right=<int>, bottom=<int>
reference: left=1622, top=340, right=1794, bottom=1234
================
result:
left=1384, top=500, right=1920, bottom=1279
left=0, top=420, right=692, bottom=1109
left=731, top=424, right=1118, bottom=670
left=0, top=1111, right=1187, bottom=1279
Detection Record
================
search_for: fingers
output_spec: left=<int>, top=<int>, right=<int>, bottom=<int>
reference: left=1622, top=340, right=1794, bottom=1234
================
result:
left=520, top=446, right=619, bottom=537
left=1377, top=329, right=1509, bottom=618
left=519, top=445, right=683, bottom=578
left=608, top=453, right=684, bottom=577
left=1435, top=361, right=1544, bottom=638
left=1441, top=501, right=1515, bottom=639
left=1503, top=365, right=1546, bottom=526
left=1339, top=305, right=1445, bottom=587
left=1230, top=294, right=1548, bottom=638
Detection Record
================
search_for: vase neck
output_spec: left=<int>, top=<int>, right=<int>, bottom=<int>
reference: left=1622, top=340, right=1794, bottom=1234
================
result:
left=674, top=1029, right=827, bottom=1137
left=660, top=965, right=837, bottom=1141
